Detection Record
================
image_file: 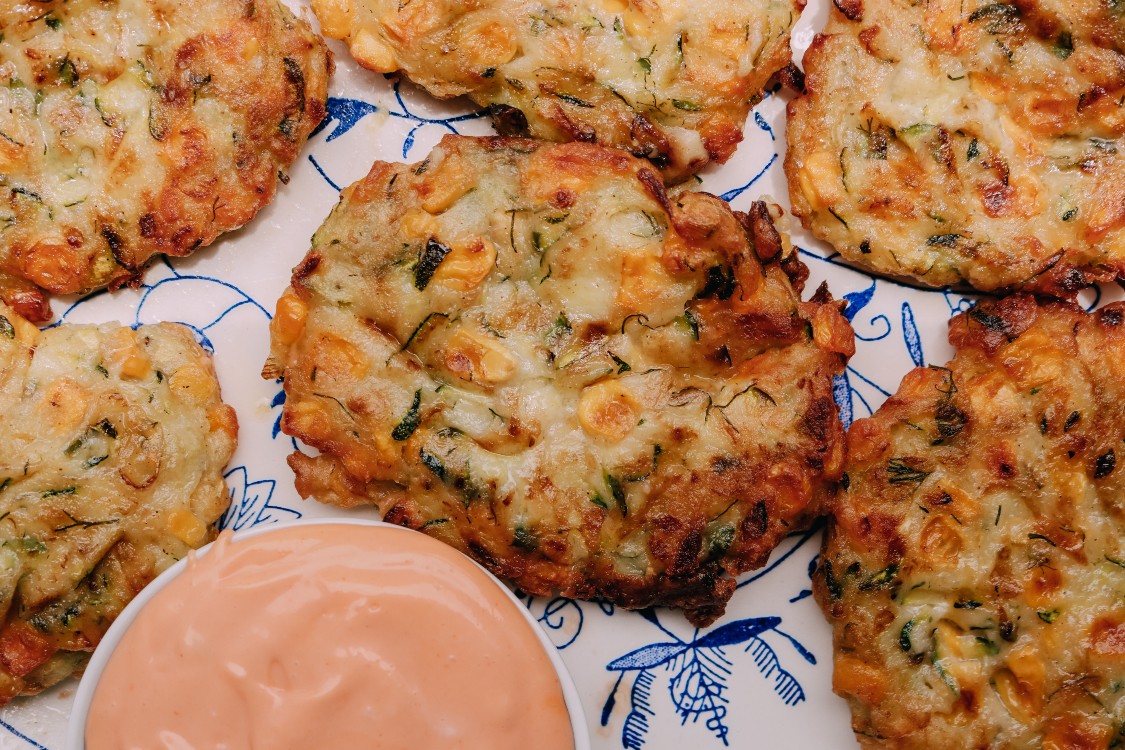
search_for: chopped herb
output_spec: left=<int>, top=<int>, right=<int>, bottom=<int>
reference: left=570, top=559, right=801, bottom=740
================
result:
left=95, top=364, right=109, bottom=378
left=44, top=15, right=61, bottom=29
left=995, top=505, right=1002, bottom=526
left=1037, top=609, right=1059, bottom=624
left=899, top=619, right=916, bottom=652
left=967, top=139, right=980, bottom=160
left=1096, top=450, right=1117, bottom=479
left=42, top=486, right=77, bottom=498
left=1064, top=410, right=1081, bottom=431
left=609, top=352, right=631, bottom=373
left=707, top=525, right=736, bottom=560
left=0, top=478, right=9, bottom=493
left=1062, top=208, right=1078, bottom=221
left=414, top=239, right=452, bottom=290
left=0, top=315, right=13, bottom=339
left=887, top=458, right=931, bottom=484
left=57, top=56, right=77, bottom=86
left=391, top=390, right=422, bottom=441
left=827, top=208, right=848, bottom=228
left=1090, top=138, right=1117, bottom=153
left=546, top=313, right=572, bottom=345
left=898, top=123, right=935, bottom=138
left=672, top=99, right=702, bottom=111
left=677, top=310, right=700, bottom=339
left=553, top=92, right=593, bottom=108
left=859, top=563, right=899, bottom=590
left=16, top=537, right=46, bottom=555
left=638, top=56, right=651, bottom=73
left=97, top=419, right=117, bottom=438
left=927, top=234, right=961, bottom=247
left=1053, top=31, right=1073, bottom=58
left=967, top=3, right=1021, bottom=34
left=83, top=455, right=108, bottom=468
left=699, top=265, right=736, bottom=300
left=589, top=493, right=608, bottom=510
left=420, top=518, right=449, bottom=530
left=419, top=448, right=446, bottom=480
left=1105, top=555, right=1125, bottom=569
left=401, top=311, right=449, bottom=351
left=976, top=637, right=1000, bottom=655
left=1028, top=533, right=1056, bottom=546
left=606, top=474, right=627, bottom=515
left=954, top=599, right=982, bottom=609
left=822, top=560, right=842, bottom=600
left=513, top=525, right=537, bottom=550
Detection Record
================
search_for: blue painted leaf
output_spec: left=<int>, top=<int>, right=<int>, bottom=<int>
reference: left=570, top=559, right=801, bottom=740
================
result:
left=746, top=638, right=806, bottom=706
left=842, top=280, right=876, bottom=322
left=601, top=672, right=624, bottom=726
left=754, top=111, right=774, bottom=141
left=622, top=671, right=654, bottom=749
left=719, top=152, right=778, bottom=203
left=695, top=616, right=781, bottom=648
left=606, top=642, right=687, bottom=670
left=311, top=97, right=380, bottom=142
left=832, top=373, right=853, bottom=429
left=902, top=302, right=924, bottom=367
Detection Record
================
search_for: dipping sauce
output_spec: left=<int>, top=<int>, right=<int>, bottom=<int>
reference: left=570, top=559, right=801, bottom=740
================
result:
left=85, top=523, right=575, bottom=750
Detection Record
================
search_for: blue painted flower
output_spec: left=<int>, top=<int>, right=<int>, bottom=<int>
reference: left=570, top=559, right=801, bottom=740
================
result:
left=220, top=466, right=301, bottom=531
left=602, top=610, right=815, bottom=748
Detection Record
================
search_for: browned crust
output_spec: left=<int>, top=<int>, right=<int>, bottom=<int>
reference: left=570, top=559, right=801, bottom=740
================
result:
left=818, top=294, right=1125, bottom=747
left=268, top=135, right=854, bottom=626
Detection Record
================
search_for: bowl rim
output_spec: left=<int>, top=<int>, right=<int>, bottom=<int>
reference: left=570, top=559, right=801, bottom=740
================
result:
left=65, top=518, right=591, bottom=750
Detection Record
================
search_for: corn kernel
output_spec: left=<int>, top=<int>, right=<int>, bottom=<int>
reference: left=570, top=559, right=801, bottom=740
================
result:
left=169, top=364, right=218, bottom=405
left=420, top=159, right=475, bottom=214
left=833, top=656, right=886, bottom=703
left=350, top=29, right=398, bottom=74
left=797, top=150, right=845, bottom=211
left=399, top=208, right=439, bottom=240
left=272, top=291, right=308, bottom=347
left=311, top=0, right=352, bottom=39
left=242, top=37, right=260, bottom=61
left=445, top=328, right=516, bottom=384
left=167, top=508, right=206, bottom=547
left=578, top=380, right=639, bottom=440
left=434, top=238, right=497, bottom=291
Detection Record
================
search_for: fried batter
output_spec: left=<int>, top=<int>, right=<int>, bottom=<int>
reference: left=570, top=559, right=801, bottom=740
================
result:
left=0, top=304, right=237, bottom=704
left=313, top=0, right=799, bottom=182
left=787, top=0, right=1125, bottom=293
left=266, top=135, right=853, bottom=626
left=818, top=295, right=1125, bottom=747
left=0, top=0, right=331, bottom=322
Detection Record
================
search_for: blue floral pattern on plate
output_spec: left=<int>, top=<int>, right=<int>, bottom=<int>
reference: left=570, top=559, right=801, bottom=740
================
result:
left=3, top=6, right=1122, bottom=749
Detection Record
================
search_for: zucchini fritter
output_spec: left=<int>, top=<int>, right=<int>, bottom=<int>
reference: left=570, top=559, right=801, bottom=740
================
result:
left=787, top=0, right=1125, bottom=293
left=0, top=304, right=237, bottom=704
left=265, top=135, right=854, bottom=626
left=818, top=295, right=1125, bottom=747
left=312, top=0, right=799, bottom=182
left=0, top=0, right=331, bottom=322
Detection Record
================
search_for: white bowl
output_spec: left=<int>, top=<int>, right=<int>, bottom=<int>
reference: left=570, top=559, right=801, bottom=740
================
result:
left=65, top=519, right=591, bottom=750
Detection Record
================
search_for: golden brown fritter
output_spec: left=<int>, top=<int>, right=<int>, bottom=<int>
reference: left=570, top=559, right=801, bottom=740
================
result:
left=312, top=0, right=799, bottom=182
left=0, top=304, right=237, bottom=704
left=0, top=0, right=331, bottom=322
left=265, top=135, right=854, bottom=626
left=787, top=0, right=1125, bottom=293
left=817, top=295, right=1125, bottom=748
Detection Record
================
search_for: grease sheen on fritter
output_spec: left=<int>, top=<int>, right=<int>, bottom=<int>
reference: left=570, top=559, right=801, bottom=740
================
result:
left=312, top=0, right=799, bottom=182
left=0, top=304, right=237, bottom=704
left=787, top=0, right=1125, bottom=293
left=265, top=135, right=854, bottom=626
left=818, top=295, right=1125, bottom=748
left=0, top=0, right=330, bottom=322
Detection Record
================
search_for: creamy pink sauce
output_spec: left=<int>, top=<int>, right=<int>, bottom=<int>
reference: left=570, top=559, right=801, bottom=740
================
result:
left=86, top=524, right=574, bottom=750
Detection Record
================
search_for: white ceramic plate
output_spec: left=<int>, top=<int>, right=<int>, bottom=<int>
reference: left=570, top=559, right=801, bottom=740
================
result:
left=2, top=3, right=1119, bottom=749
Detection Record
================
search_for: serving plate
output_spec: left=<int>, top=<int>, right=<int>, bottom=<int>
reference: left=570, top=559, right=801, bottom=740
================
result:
left=2, top=2, right=1119, bottom=748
